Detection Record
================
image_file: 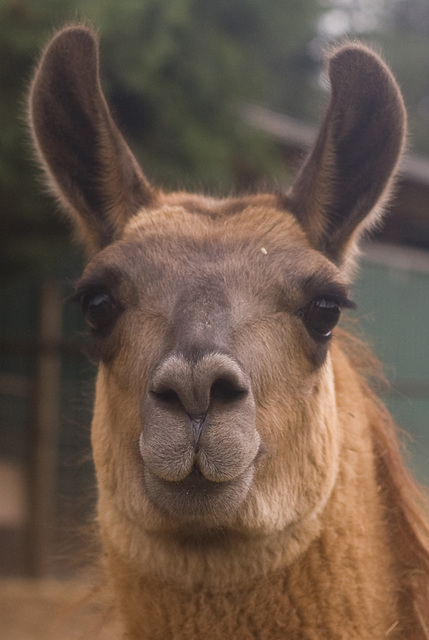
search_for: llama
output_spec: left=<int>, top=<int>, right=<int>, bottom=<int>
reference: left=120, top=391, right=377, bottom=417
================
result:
left=29, top=26, right=429, bottom=639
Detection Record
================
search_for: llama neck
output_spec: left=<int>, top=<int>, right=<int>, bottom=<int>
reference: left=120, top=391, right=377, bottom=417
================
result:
left=109, top=499, right=399, bottom=640
left=105, top=411, right=401, bottom=639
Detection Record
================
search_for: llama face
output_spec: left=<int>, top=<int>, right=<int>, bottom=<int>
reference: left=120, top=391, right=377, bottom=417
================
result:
left=76, top=197, right=348, bottom=537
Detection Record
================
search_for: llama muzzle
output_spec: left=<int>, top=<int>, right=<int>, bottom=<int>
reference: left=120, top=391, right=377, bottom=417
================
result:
left=138, top=351, right=260, bottom=522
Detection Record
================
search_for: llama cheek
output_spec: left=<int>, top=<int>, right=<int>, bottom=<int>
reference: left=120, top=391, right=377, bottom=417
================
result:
left=291, top=369, right=341, bottom=520
left=244, top=367, right=339, bottom=533
left=90, top=371, right=145, bottom=515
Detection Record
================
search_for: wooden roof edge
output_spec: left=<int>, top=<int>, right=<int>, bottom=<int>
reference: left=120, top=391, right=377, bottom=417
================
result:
left=243, top=104, right=429, bottom=188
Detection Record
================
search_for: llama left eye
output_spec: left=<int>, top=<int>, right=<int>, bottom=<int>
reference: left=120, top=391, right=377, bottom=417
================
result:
left=302, top=298, right=341, bottom=340
left=82, top=291, right=117, bottom=332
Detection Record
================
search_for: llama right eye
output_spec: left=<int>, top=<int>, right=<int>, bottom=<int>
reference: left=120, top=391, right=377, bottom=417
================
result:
left=82, top=291, right=117, bottom=332
left=301, top=297, right=342, bottom=341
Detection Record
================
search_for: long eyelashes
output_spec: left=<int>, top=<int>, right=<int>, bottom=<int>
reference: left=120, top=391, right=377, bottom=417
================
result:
left=300, top=294, right=355, bottom=341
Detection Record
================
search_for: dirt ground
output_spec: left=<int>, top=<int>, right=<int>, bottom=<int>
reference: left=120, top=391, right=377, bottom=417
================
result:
left=0, top=579, right=121, bottom=640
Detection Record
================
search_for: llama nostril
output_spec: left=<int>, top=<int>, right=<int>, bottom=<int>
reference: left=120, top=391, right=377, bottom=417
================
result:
left=150, top=388, right=181, bottom=407
left=210, top=377, right=248, bottom=404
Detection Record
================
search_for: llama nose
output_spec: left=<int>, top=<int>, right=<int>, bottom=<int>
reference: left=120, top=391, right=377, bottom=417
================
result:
left=149, top=352, right=250, bottom=419
left=140, top=351, right=258, bottom=484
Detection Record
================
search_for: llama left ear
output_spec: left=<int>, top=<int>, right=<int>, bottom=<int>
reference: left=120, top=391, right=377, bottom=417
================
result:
left=287, top=44, right=406, bottom=269
left=29, top=26, right=156, bottom=253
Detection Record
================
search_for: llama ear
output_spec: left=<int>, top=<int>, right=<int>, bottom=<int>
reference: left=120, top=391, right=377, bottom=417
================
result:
left=287, top=44, right=406, bottom=269
left=29, top=26, right=156, bottom=252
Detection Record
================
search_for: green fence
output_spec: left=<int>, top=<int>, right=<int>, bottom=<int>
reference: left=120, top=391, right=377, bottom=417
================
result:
left=356, top=244, right=429, bottom=483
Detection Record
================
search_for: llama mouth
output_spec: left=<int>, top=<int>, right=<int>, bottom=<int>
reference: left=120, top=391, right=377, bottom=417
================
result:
left=143, top=464, right=254, bottom=523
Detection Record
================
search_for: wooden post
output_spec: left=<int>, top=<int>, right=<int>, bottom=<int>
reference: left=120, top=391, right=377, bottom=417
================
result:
left=27, top=280, right=62, bottom=576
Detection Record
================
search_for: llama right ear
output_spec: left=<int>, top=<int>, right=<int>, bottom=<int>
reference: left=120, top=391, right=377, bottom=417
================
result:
left=287, top=44, right=406, bottom=271
left=29, top=26, right=156, bottom=252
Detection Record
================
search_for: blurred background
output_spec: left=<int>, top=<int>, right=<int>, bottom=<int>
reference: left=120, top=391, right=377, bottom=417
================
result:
left=1, top=0, right=428, bottom=580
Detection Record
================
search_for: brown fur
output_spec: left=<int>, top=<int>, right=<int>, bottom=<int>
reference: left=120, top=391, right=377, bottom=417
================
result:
left=29, top=26, right=429, bottom=639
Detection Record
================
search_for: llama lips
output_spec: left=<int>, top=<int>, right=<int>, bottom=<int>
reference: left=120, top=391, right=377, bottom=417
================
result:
left=143, top=464, right=254, bottom=522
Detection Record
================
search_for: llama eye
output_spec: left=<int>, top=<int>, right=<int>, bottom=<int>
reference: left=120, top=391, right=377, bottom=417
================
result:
left=82, top=291, right=117, bottom=332
left=302, top=297, right=341, bottom=340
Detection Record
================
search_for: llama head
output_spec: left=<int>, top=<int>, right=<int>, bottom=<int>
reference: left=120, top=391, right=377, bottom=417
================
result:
left=29, top=27, right=406, bottom=554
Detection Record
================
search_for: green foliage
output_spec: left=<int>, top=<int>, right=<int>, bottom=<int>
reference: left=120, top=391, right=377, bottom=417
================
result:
left=72, top=0, right=322, bottom=189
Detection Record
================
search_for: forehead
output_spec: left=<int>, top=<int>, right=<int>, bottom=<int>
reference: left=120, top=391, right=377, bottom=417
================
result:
left=124, top=194, right=303, bottom=247
left=81, top=195, right=346, bottom=297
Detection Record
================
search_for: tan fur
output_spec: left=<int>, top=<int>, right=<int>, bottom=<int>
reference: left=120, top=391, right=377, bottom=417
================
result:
left=28, top=26, right=429, bottom=639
